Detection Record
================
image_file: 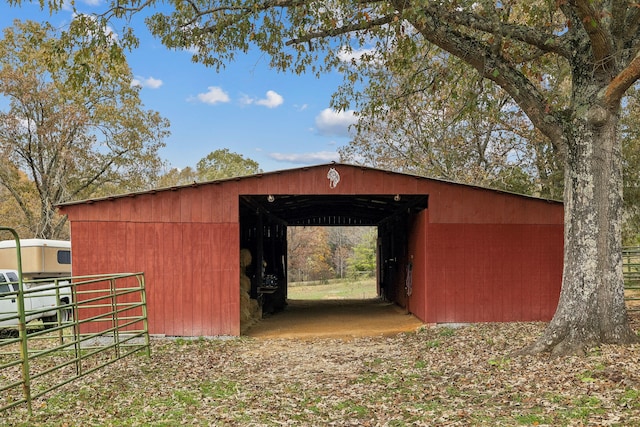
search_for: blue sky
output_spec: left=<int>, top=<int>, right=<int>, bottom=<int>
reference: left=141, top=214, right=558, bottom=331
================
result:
left=0, top=1, right=358, bottom=173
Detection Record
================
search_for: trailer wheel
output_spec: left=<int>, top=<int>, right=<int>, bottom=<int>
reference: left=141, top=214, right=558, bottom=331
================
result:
left=61, top=308, right=73, bottom=322
left=60, top=298, right=73, bottom=322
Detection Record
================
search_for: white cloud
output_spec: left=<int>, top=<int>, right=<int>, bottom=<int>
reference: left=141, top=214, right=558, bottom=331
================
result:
left=257, top=90, right=284, bottom=108
left=241, top=90, right=284, bottom=108
left=131, top=76, right=163, bottom=89
left=338, top=46, right=379, bottom=64
left=314, top=108, right=357, bottom=137
left=194, top=86, right=230, bottom=105
left=268, top=151, right=340, bottom=164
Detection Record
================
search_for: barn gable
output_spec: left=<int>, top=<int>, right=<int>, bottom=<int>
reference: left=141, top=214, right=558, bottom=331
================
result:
left=59, top=163, right=563, bottom=336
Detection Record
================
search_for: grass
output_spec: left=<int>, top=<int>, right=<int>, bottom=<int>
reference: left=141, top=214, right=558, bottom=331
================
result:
left=287, top=277, right=377, bottom=300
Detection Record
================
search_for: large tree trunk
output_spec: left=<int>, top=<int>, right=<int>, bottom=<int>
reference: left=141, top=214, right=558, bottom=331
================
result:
left=522, top=104, right=638, bottom=356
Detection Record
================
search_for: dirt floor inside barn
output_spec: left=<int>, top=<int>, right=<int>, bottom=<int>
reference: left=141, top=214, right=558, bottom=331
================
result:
left=245, top=298, right=425, bottom=339
left=246, top=293, right=640, bottom=340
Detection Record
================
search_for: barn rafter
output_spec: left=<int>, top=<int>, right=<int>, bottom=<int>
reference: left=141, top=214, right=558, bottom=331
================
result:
left=240, top=194, right=429, bottom=226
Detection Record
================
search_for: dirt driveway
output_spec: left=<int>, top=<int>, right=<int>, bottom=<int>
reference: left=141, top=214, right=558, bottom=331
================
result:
left=245, top=298, right=424, bottom=339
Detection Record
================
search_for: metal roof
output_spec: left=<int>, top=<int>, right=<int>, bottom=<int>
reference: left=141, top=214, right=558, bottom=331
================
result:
left=57, top=163, right=560, bottom=209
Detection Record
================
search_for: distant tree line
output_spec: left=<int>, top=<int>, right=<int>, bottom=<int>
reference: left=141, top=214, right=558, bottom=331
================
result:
left=287, top=226, right=376, bottom=283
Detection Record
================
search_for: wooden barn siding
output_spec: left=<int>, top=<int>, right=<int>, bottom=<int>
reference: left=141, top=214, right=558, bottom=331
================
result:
left=67, top=184, right=241, bottom=337
left=232, top=166, right=423, bottom=196
left=402, top=181, right=563, bottom=324
left=71, top=220, right=240, bottom=336
left=406, top=210, right=429, bottom=321
left=422, top=223, right=563, bottom=323
left=426, top=184, right=563, bottom=225
left=409, top=180, right=563, bottom=324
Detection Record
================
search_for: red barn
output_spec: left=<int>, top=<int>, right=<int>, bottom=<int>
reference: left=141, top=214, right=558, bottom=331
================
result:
left=58, top=163, right=564, bottom=336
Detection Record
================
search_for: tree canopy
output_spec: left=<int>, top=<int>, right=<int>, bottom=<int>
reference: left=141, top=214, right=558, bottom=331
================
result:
left=158, top=148, right=262, bottom=187
left=0, top=19, right=169, bottom=238
left=339, top=57, right=563, bottom=198
left=287, top=226, right=333, bottom=282
left=195, top=148, right=262, bottom=181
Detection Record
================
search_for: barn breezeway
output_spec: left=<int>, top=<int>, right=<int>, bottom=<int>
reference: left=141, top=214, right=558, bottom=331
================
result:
left=238, top=194, right=428, bottom=333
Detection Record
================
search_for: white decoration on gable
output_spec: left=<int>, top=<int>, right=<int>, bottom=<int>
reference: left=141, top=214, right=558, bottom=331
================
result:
left=327, top=167, right=340, bottom=189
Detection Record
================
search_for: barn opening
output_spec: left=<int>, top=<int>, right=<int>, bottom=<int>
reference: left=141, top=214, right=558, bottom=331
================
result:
left=239, top=194, right=428, bottom=333
left=286, top=226, right=378, bottom=300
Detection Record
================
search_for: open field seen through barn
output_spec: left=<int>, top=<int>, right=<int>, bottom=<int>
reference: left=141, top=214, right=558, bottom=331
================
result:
left=287, top=277, right=378, bottom=300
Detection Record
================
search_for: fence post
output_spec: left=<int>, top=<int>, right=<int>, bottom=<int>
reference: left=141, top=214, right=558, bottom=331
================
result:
left=138, top=273, right=151, bottom=357
left=0, top=227, right=32, bottom=414
left=110, top=277, right=121, bottom=358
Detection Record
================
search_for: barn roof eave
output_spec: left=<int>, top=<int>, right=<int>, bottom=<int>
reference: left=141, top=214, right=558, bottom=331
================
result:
left=55, top=162, right=563, bottom=209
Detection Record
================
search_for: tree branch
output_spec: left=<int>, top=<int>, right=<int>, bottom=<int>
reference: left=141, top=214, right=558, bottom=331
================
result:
left=624, top=8, right=640, bottom=42
left=433, top=5, right=572, bottom=58
left=569, top=0, right=615, bottom=70
left=174, top=0, right=309, bottom=29
left=285, top=14, right=397, bottom=46
left=605, top=51, right=640, bottom=107
left=107, top=0, right=156, bottom=19
left=392, top=3, right=565, bottom=146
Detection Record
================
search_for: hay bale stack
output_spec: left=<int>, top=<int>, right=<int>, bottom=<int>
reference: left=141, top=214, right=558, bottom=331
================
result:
left=240, top=248, right=262, bottom=333
left=240, top=274, right=251, bottom=294
left=240, top=248, right=252, bottom=269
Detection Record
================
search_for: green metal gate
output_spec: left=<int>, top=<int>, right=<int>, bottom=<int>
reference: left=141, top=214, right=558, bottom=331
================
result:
left=0, top=227, right=149, bottom=414
left=624, top=246, right=640, bottom=311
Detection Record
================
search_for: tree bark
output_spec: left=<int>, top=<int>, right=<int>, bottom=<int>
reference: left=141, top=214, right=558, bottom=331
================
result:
left=521, top=103, right=638, bottom=356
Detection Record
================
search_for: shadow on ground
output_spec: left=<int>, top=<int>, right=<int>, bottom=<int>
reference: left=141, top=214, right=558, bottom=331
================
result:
left=245, top=298, right=424, bottom=339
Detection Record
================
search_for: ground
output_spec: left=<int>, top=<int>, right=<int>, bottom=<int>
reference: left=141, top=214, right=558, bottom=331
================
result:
left=3, top=301, right=640, bottom=426
left=245, top=298, right=424, bottom=339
